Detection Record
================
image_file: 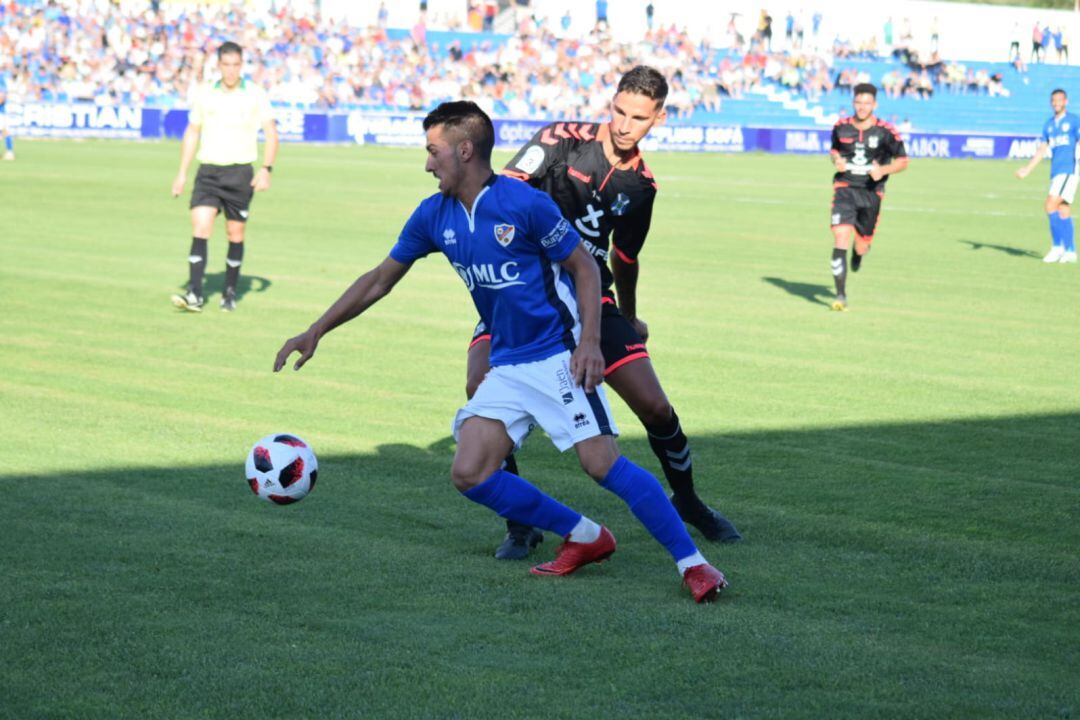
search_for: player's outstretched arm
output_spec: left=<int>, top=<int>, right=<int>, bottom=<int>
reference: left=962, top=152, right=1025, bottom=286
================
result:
left=274, top=256, right=411, bottom=372
left=560, top=243, right=604, bottom=392
left=1016, top=142, right=1048, bottom=179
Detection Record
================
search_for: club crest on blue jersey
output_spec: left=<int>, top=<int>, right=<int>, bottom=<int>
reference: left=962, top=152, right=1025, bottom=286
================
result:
left=494, top=223, right=516, bottom=247
left=610, top=193, right=630, bottom=216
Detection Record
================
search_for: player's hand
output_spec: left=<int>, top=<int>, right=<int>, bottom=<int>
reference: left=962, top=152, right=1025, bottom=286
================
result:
left=629, top=316, right=649, bottom=343
left=833, top=158, right=847, bottom=173
left=869, top=162, right=885, bottom=181
left=274, top=329, right=321, bottom=372
left=252, top=167, right=272, bottom=192
left=1015, top=166, right=1030, bottom=180
left=171, top=173, right=186, bottom=197
left=570, top=341, right=605, bottom=393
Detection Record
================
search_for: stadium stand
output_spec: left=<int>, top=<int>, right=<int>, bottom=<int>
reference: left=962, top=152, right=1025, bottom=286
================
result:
left=1, top=0, right=1078, bottom=135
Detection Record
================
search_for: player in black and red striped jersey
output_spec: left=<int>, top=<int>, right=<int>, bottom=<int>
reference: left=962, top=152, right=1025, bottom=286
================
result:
left=467, top=66, right=742, bottom=560
left=828, top=83, right=908, bottom=311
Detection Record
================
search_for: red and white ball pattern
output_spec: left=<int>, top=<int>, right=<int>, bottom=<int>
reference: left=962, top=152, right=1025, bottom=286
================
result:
left=245, top=433, right=318, bottom=505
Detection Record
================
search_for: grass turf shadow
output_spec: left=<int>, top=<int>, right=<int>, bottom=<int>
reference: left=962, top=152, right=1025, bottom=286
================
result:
left=762, top=276, right=833, bottom=306
left=2, top=413, right=1078, bottom=718
left=176, top=271, right=272, bottom=301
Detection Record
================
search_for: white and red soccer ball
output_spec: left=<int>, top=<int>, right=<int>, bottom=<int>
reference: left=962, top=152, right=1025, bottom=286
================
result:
left=245, top=433, right=318, bottom=504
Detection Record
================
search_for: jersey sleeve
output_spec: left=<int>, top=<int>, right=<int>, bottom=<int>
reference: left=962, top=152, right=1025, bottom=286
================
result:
left=389, top=202, right=437, bottom=264
left=830, top=123, right=842, bottom=153
left=504, top=123, right=572, bottom=182
left=188, top=85, right=205, bottom=126
left=1041, top=122, right=1051, bottom=143
left=528, top=190, right=580, bottom=262
left=888, top=127, right=907, bottom=158
left=611, top=192, right=654, bottom=264
left=254, top=85, right=274, bottom=126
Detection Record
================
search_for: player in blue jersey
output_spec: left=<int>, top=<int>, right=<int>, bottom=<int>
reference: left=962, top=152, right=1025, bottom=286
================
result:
left=0, top=74, right=14, bottom=161
left=273, top=102, right=728, bottom=602
left=1016, top=88, right=1080, bottom=264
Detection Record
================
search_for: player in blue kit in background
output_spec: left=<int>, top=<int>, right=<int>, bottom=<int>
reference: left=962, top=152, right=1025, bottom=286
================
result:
left=273, top=102, right=728, bottom=603
left=1016, top=88, right=1080, bottom=264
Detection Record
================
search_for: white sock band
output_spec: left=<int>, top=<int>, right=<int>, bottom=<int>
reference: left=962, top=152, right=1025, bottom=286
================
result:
left=568, top=516, right=601, bottom=544
left=676, top=551, right=708, bottom=576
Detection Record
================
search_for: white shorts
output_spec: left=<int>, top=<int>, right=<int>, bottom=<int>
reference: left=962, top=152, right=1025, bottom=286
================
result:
left=1049, top=173, right=1078, bottom=204
left=453, top=350, right=619, bottom=452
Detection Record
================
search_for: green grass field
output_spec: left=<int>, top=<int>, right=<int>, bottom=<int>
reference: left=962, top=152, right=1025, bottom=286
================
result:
left=1, top=140, right=1077, bottom=719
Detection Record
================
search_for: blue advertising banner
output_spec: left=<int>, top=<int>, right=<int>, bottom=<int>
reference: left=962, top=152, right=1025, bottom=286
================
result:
left=5, top=103, right=1042, bottom=160
left=7, top=102, right=144, bottom=138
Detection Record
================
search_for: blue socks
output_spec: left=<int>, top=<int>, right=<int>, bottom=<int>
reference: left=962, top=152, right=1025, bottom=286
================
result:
left=463, top=470, right=580, bottom=537
left=464, top=459, right=705, bottom=567
left=1049, top=212, right=1075, bottom=252
left=3, top=136, right=11, bottom=152
left=1060, top=212, right=1076, bottom=252
left=1048, top=212, right=1063, bottom=248
left=600, top=456, right=698, bottom=563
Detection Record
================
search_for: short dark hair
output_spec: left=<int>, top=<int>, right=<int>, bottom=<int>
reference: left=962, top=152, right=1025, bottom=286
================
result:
left=422, top=101, right=495, bottom=161
left=617, top=66, right=668, bottom=107
left=218, top=41, right=243, bottom=59
left=1052, top=88, right=1067, bottom=98
left=853, top=83, right=877, bottom=98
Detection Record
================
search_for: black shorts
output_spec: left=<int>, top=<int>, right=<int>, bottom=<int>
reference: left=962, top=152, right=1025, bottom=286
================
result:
left=190, top=164, right=255, bottom=222
left=469, top=301, right=650, bottom=376
left=830, top=185, right=884, bottom=240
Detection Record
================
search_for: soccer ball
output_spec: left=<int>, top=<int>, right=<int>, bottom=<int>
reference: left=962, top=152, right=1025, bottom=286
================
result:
left=245, top=433, right=318, bottom=505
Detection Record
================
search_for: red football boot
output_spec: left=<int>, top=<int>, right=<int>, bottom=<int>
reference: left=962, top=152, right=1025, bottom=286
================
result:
left=530, top=526, right=617, bottom=576
left=683, top=563, right=728, bottom=603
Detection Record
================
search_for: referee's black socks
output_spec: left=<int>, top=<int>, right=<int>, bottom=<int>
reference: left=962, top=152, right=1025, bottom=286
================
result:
left=225, top=241, right=244, bottom=292
left=831, top=247, right=847, bottom=297
left=645, top=409, right=696, bottom=500
left=188, top=237, right=208, bottom=296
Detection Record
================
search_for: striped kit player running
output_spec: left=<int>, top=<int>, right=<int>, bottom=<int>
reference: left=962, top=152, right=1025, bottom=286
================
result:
left=828, top=83, right=908, bottom=311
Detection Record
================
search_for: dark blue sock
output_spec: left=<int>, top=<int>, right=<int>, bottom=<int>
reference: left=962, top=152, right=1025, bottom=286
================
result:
left=1049, top=212, right=1063, bottom=247
left=600, top=456, right=698, bottom=562
left=463, top=470, right=580, bottom=536
left=1059, top=212, right=1075, bottom=252
left=3, top=136, right=11, bottom=152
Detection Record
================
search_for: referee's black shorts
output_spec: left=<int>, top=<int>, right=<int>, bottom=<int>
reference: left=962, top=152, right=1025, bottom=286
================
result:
left=830, top=184, right=884, bottom=240
left=190, top=163, right=255, bottom=222
left=468, top=301, right=651, bottom=376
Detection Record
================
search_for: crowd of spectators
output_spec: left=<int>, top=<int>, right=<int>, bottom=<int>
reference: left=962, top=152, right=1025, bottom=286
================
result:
left=0, top=1, right=1033, bottom=122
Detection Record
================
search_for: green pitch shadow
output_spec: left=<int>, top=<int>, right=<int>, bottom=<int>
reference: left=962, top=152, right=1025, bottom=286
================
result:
left=2, top=413, right=1077, bottom=719
left=762, top=276, right=833, bottom=306
left=958, top=240, right=1041, bottom=259
left=176, top=271, right=272, bottom=300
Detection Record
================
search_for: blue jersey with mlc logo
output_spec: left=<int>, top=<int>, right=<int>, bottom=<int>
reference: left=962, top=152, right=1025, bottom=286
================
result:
left=391, top=175, right=583, bottom=366
left=1041, top=112, right=1080, bottom=176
